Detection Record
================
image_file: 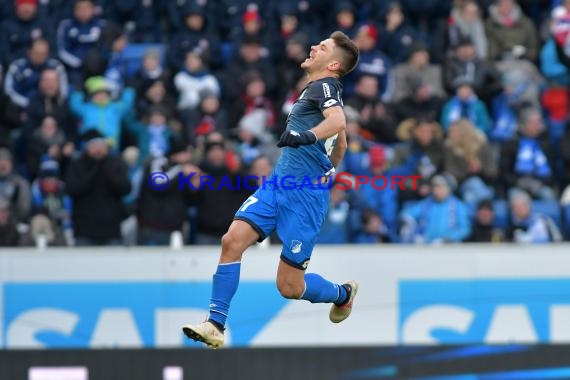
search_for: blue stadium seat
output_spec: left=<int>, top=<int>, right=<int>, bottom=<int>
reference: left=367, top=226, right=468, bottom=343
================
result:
left=548, top=120, right=566, bottom=147
left=547, top=119, right=566, bottom=180
left=122, top=43, right=165, bottom=77
left=465, top=202, right=477, bottom=220
left=563, top=205, right=570, bottom=239
left=492, top=200, right=509, bottom=228
left=221, top=42, right=235, bottom=66
left=533, top=200, right=561, bottom=228
left=401, top=201, right=418, bottom=213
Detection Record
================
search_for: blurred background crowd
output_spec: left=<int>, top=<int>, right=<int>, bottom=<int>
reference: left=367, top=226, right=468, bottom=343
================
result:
left=1, top=0, right=570, bottom=247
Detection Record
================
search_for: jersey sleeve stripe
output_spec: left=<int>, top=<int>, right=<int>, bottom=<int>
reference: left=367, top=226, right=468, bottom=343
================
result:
left=322, top=83, right=331, bottom=98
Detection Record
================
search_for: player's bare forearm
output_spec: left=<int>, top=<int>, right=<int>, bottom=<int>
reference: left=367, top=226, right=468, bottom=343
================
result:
left=329, top=129, right=347, bottom=168
left=310, top=106, right=346, bottom=139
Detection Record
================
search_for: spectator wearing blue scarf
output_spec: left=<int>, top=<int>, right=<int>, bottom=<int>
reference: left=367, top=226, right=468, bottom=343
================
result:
left=30, top=159, right=73, bottom=246
left=490, top=90, right=519, bottom=142
left=127, top=105, right=176, bottom=167
left=500, top=109, right=556, bottom=200
left=506, top=189, right=561, bottom=243
left=489, top=67, right=541, bottom=142
left=400, top=174, right=471, bottom=244
left=441, top=78, right=491, bottom=133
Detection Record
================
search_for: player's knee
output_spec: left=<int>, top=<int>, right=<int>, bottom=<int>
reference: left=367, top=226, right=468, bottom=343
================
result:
left=277, top=280, right=304, bottom=299
left=220, top=231, right=244, bottom=259
left=221, top=231, right=238, bottom=250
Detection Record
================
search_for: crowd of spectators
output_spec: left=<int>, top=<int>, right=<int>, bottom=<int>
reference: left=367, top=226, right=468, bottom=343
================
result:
left=1, top=0, right=570, bottom=247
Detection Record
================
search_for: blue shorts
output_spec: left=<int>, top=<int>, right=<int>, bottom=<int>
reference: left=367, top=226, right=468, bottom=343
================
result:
left=234, top=183, right=329, bottom=270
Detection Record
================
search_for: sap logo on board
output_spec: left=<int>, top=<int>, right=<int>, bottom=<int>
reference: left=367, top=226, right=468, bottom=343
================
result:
left=399, top=279, right=570, bottom=344
left=2, top=282, right=289, bottom=349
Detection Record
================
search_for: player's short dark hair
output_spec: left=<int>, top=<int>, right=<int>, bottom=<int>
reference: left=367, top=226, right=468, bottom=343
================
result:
left=330, top=31, right=359, bottom=77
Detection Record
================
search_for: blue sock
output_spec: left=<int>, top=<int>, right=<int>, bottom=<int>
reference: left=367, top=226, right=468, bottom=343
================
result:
left=208, top=261, right=241, bottom=329
left=300, top=273, right=348, bottom=304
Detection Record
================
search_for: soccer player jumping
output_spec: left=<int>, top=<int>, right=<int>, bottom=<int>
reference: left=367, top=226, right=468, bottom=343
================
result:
left=183, top=31, right=360, bottom=348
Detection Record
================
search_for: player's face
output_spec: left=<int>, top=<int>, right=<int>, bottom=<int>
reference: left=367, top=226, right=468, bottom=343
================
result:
left=301, top=38, right=338, bottom=73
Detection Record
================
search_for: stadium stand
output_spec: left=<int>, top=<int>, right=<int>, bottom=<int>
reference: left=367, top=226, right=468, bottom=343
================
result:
left=0, top=0, right=569, bottom=247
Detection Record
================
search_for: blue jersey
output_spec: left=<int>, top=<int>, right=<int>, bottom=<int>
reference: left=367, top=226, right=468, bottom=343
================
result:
left=274, top=77, right=343, bottom=181
left=235, top=76, right=344, bottom=269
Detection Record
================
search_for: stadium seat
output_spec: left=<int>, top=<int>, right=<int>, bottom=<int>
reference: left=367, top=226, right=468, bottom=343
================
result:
left=492, top=200, right=509, bottom=228
left=546, top=119, right=566, bottom=180
left=401, top=201, right=418, bottom=213
left=533, top=200, right=561, bottom=228
left=549, top=119, right=566, bottom=147
left=563, top=205, right=570, bottom=239
left=221, top=42, right=236, bottom=66
left=122, top=43, right=165, bottom=77
left=465, top=202, right=477, bottom=220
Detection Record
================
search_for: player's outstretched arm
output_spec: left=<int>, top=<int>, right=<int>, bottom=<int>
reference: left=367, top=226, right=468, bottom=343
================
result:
left=329, top=129, right=347, bottom=168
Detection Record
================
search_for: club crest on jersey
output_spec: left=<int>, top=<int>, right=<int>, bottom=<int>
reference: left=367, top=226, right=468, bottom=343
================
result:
left=291, top=240, right=303, bottom=254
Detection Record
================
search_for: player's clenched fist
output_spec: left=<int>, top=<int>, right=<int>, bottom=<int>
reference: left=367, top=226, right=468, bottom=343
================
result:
left=277, top=130, right=318, bottom=148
